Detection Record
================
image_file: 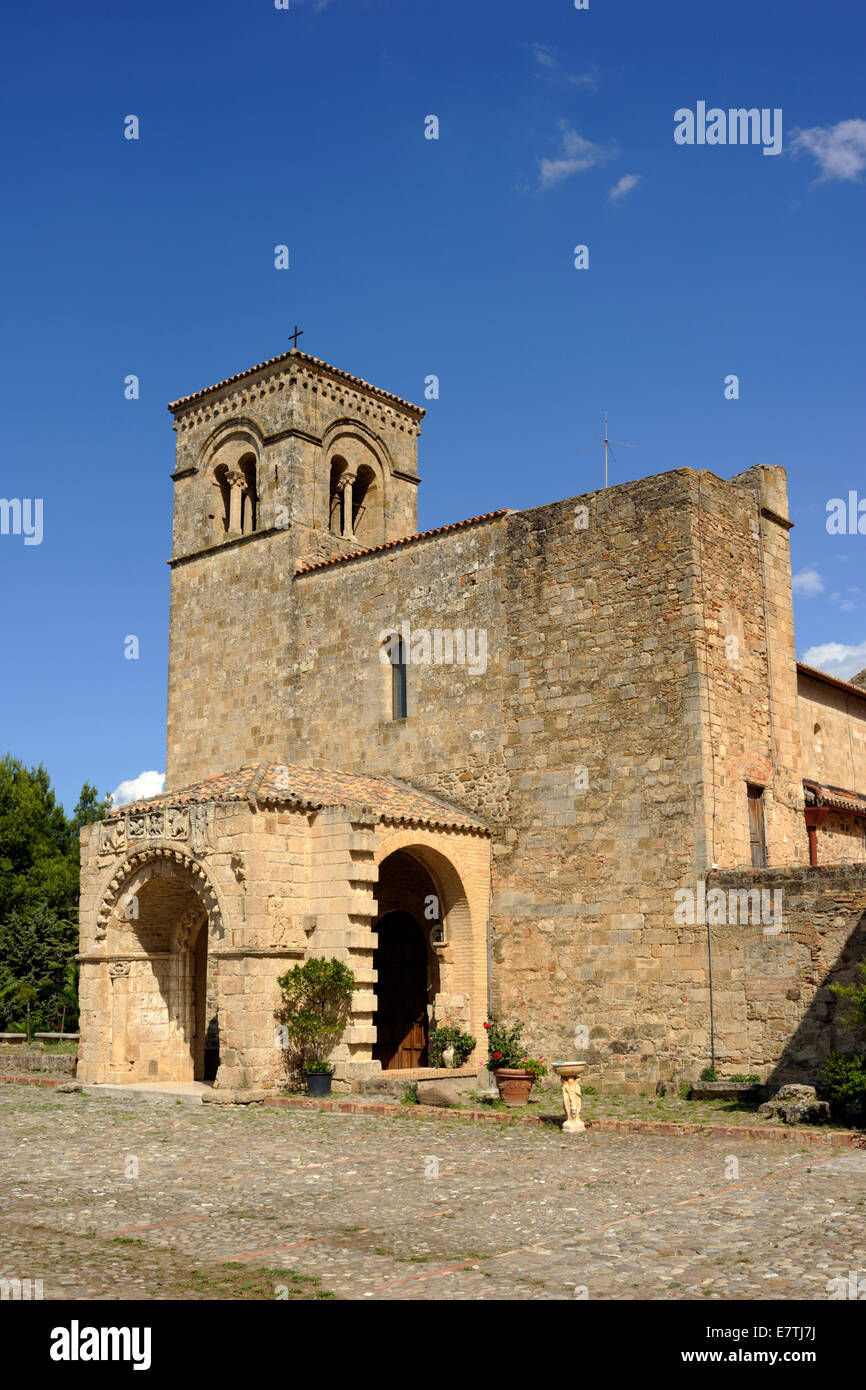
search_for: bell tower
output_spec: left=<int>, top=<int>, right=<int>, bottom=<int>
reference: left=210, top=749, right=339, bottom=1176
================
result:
left=164, top=349, right=425, bottom=788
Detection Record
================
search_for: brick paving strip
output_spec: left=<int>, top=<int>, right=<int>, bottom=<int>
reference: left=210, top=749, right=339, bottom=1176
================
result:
left=2, top=1073, right=863, bottom=1148
left=246, top=1092, right=866, bottom=1149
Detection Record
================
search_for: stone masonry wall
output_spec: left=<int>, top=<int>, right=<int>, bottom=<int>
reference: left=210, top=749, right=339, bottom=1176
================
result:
left=283, top=467, right=825, bottom=1085
left=798, top=672, right=866, bottom=796
left=708, top=864, right=866, bottom=1081
left=166, top=352, right=423, bottom=789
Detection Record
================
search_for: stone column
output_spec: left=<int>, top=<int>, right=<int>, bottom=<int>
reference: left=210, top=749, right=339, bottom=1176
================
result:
left=339, top=472, right=357, bottom=540
left=109, top=960, right=131, bottom=1074
left=226, top=469, right=245, bottom=535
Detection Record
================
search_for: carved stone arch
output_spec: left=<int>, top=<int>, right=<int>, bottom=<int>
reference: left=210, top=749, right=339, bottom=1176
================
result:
left=199, top=416, right=266, bottom=471
left=95, top=844, right=226, bottom=943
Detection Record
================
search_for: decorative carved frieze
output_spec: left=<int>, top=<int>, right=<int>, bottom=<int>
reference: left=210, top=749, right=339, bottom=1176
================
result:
left=98, top=805, right=202, bottom=858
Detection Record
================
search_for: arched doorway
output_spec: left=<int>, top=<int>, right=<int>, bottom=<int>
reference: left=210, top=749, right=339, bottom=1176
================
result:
left=373, top=911, right=429, bottom=1068
left=98, top=855, right=222, bottom=1084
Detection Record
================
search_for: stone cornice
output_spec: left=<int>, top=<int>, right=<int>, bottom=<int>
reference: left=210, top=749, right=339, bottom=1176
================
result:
left=169, top=349, right=425, bottom=428
left=760, top=505, right=794, bottom=531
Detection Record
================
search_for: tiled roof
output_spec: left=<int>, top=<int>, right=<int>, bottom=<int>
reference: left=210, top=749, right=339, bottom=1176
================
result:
left=294, top=510, right=510, bottom=575
left=167, top=349, right=425, bottom=417
left=797, top=662, right=866, bottom=702
left=111, top=761, right=487, bottom=834
left=803, top=779, right=866, bottom=815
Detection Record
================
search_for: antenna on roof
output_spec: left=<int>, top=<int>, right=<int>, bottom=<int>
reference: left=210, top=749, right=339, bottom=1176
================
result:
left=576, top=411, right=636, bottom=488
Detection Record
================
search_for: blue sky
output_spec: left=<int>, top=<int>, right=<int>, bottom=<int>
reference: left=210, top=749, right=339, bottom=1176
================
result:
left=1, top=0, right=864, bottom=811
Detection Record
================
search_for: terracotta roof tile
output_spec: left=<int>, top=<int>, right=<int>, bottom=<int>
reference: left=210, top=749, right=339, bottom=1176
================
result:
left=167, top=349, right=425, bottom=417
left=797, top=662, right=866, bottom=702
left=111, top=761, right=487, bottom=834
left=803, top=779, right=866, bottom=815
left=294, top=510, right=510, bottom=575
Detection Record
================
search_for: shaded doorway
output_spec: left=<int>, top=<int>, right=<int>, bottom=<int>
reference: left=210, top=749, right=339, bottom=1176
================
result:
left=192, top=920, right=219, bottom=1081
left=373, top=911, right=428, bottom=1069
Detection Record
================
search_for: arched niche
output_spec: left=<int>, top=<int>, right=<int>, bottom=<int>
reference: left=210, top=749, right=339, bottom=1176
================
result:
left=203, top=428, right=262, bottom=542
left=322, top=426, right=388, bottom=546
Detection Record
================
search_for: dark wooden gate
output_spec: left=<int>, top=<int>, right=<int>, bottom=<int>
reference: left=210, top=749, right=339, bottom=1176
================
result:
left=748, top=784, right=768, bottom=868
left=373, top=911, right=429, bottom=1069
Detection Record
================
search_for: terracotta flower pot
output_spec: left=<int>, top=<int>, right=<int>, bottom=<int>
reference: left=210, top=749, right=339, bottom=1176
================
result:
left=493, top=1067, right=534, bottom=1106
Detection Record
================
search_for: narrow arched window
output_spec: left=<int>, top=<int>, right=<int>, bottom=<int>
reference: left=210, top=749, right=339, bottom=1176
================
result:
left=213, top=464, right=231, bottom=534
left=329, top=458, right=347, bottom=536
left=239, top=455, right=257, bottom=535
left=391, top=636, right=408, bottom=720
left=352, top=465, right=376, bottom=541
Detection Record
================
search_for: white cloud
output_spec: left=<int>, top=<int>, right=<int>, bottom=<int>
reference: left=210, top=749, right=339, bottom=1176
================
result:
left=532, top=42, right=596, bottom=88
left=792, top=566, right=824, bottom=596
left=608, top=173, right=641, bottom=201
left=533, top=42, right=557, bottom=69
left=110, top=770, right=165, bottom=807
left=539, top=121, right=616, bottom=189
left=801, top=641, right=866, bottom=681
left=789, top=118, right=866, bottom=182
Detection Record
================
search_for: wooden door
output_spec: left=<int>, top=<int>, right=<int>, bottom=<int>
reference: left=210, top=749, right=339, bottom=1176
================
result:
left=373, top=912, right=428, bottom=1069
left=748, top=784, right=767, bottom=868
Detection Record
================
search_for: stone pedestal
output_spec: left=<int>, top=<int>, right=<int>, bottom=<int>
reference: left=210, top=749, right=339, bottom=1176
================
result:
left=553, top=1061, right=587, bottom=1134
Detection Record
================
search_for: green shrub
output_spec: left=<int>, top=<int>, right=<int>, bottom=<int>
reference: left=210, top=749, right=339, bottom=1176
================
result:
left=484, top=1015, right=527, bottom=1069
left=429, top=1026, right=476, bottom=1068
left=518, top=1056, right=548, bottom=1084
left=821, top=1051, right=866, bottom=1105
left=275, top=957, right=355, bottom=1081
left=729, top=1073, right=760, bottom=1084
left=483, top=1015, right=545, bottom=1086
left=699, top=1065, right=718, bottom=1082
left=401, top=1082, right=419, bottom=1106
left=829, top=963, right=866, bottom=1033
left=303, top=1059, right=333, bottom=1075
left=679, top=1081, right=693, bottom=1100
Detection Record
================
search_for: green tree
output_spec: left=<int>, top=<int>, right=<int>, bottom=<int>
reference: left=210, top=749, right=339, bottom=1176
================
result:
left=0, top=902, right=79, bottom=1033
left=0, top=755, right=75, bottom=923
left=0, top=755, right=110, bottom=1033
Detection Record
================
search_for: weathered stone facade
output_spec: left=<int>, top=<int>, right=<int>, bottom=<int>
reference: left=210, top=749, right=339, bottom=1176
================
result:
left=78, top=348, right=866, bottom=1089
left=77, top=765, right=490, bottom=1089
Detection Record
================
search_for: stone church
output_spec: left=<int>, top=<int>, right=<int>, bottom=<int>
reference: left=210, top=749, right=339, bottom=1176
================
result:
left=77, top=348, right=866, bottom=1092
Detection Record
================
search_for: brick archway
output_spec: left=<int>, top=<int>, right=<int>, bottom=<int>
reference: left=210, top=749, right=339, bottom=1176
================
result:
left=372, top=831, right=489, bottom=1067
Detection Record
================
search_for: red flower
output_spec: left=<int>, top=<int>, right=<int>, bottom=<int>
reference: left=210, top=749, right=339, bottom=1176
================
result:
left=483, top=1022, right=489, bottom=1030
left=492, top=1051, right=502, bottom=1060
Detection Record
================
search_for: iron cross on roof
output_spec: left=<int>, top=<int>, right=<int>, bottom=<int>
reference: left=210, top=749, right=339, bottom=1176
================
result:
left=288, top=325, right=304, bottom=349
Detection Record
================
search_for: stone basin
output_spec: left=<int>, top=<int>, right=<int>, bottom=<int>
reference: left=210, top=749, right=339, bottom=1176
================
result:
left=552, top=1062, right=587, bottom=1133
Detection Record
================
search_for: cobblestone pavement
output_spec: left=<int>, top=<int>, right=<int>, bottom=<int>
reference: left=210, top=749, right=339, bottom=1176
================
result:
left=2, top=1084, right=865, bottom=1301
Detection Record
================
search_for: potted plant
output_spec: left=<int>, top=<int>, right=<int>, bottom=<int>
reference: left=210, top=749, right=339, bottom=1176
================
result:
left=303, top=1058, right=335, bottom=1097
left=484, top=1016, right=547, bottom=1105
left=429, top=1025, right=476, bottom=1069
left=275, top=957, right=356, bottom=1097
